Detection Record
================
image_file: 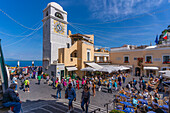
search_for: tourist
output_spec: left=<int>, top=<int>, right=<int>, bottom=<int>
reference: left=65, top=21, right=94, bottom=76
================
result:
left=98, top=78, right=102, bottom=91
left=2, top=83, right=22, bottom=113
left=20, top=77, right=25, bottom=90
left=55, top=77, right=59, bottom=88
left=122, top=75, right=126, bottom=83
left=133, top=78, right=137, bottom=90
left=46, top=75, right=49, bottom=84
left=63, top=79, right=67, bottom=90
left=82, top=78, right=85, bottom=88
left=51, top=76, right=56, bottom=89
left=65, top=83, right=76, bottom=113
left=12, top=75, right=18, bottom=92
left=24, top=78, right=30, bottom=92
left=139, top=78, right=142, bottom=90
left=37, top=74, right=41, bottom=85
left=81, top=85, right=90, bottom=113
left=56, top=82, right=62, bottom=99
left=92, top=82, right=96, bottom=97
left=114, top=80, right=117, bottom=91
left=132, top=96, right=138, bottom=107
left=107, top=80, right=112, bottom=93
left=118, top=75, right=121, bottom=87
left=72, top=79, right=76, bottom=89
left=76, top=79, right=80, bottom=90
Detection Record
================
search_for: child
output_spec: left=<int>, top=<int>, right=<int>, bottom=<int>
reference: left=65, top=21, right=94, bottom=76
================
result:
left=24, top=78, right=30, bottom=92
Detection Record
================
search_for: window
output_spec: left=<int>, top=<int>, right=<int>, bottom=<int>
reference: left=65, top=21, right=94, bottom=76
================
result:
left=67, top=43, right=70, bottom=48
left=87, top=49, right=91, bottom=61
left=55, top=12, right=64, bottom=20
left=145, top=55, right=152, bottom=63
left=162, top=55, right=170, bottom=64
left=124, top=56, right=129, bottom=63
left=99, top=57, right=104, bottom=62
left=46, top=11, right=48, bottom=16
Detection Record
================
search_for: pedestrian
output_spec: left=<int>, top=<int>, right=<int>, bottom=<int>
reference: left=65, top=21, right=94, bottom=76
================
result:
left=72, top=79, right=76, bottom=89
left=81, top=85, right=90, bottom=113
left=24, top=78, right=30, bottom=92
left=51, top=76, right=55, bottom=89
left=65, top=83, right=76, bottom=113
left=133, top=78, right=137, bottom=89
left=92, top=82, right=96, bottom=97
left=37, top=74, right=41, bottom=85
left=56, top=82, right=62, bottom=99
left=118, top=75, right=121, bottom=87
left=63, top=79, right=67, bottom=90
left=76, top=79, right=80, bottom=90
left=108, top=80, right=112, bottom=93
left=122, top=75, right=126, bottom=84
left=20, top=77, right=25, bottom=89
left=82, top=78, right=85, bottom=88
left=12, top=75, right=18, bottom=92
left=2, top=83, right=22, bottom=113
left=55, top=77, right=59, bottom=88
left=98, top=79, right=101, bottom=91
left=46, top=75, right=49, bottom=84
left=114, top=80, right=117, bottom=91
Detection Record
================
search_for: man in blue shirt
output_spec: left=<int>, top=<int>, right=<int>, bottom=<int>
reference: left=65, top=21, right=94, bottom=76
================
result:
left=2, top=83, right=22, bottom=113
left=65, top=83, right=76, bottom=113
left=132, top=96, right=138, bottom=107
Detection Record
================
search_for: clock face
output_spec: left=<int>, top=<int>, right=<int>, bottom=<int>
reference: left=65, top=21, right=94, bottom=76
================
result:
left=54, top=20, right=65, bottom=35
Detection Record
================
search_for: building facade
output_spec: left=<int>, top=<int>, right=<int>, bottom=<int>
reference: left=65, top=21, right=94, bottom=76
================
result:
left=42, top=2, right=109, bottom=80
left=110, top=44, right=170, bottom=76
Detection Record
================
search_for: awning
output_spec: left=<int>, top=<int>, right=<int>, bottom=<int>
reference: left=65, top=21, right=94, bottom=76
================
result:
left=80, top=67, right=96, bottom=72
left=86, top=62, right=103, bottom=70
left=144, top=67, right=159, bottom=70
left=66, top=66, right=77, bottom=71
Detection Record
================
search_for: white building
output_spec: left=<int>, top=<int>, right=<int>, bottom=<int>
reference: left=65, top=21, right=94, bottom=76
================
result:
left=42, top=2, right=71, bottom=81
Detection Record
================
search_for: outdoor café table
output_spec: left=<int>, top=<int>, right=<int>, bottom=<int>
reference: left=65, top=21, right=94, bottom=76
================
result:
left=124, top=108, right=135, bottom=113
left=138, top=99, right=148, bottom=104
left=120, top=101, right=133, bottom=107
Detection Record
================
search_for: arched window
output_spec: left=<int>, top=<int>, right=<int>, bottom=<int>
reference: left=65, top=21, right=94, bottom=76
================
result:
left=55, top=12, right=64, bottom=20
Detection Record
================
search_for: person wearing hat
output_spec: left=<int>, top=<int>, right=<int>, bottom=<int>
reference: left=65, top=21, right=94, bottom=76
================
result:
left=2, top=83, right=22, bottom=113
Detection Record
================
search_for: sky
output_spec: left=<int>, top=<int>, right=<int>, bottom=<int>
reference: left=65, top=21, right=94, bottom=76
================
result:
left=0, top=0, right=170, bottom=60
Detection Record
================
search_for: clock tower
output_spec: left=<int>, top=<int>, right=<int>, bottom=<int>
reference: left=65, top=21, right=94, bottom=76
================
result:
left=42, top=2, right=71, bottom=69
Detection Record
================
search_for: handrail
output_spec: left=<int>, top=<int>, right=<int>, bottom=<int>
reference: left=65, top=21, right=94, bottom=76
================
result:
left=90, top=108, right=100, bottom=113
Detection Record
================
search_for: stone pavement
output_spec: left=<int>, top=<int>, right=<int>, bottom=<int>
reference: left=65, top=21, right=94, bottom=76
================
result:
left=16, top=76, right=147, bottom=113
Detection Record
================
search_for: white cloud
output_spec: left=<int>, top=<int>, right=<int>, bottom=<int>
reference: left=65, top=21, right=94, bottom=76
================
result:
left=86, top=0, right=164, bottom=21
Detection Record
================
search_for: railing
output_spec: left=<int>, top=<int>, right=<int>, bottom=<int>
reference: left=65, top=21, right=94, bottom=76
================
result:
left=90, top=108, right=100, bottom=113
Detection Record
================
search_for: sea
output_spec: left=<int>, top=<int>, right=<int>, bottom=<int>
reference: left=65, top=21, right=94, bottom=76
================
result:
left=5, top=61, right=42, bottom=67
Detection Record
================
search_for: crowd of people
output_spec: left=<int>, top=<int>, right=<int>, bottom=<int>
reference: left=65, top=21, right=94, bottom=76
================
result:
left=114, top=76, right=169, bottom=113
left=2, top=67, right=169, bottom=113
